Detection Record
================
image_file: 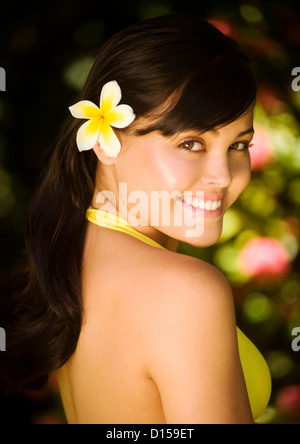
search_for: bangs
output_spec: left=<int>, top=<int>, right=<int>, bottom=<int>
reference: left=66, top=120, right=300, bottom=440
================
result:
left=136, top=52, right=257, bottom=136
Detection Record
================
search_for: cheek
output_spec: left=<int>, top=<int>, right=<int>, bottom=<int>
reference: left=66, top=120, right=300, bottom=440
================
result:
left=149, top=149, right=193, bottom=190
left=230, top=155, right=251, bottom=195
left=121, top=146, right=191, bottom=192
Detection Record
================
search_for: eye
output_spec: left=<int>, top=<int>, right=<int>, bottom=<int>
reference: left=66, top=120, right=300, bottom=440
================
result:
left=179, top=140, right=203, bottom=152
left=229, top=141, right=253, bottom=151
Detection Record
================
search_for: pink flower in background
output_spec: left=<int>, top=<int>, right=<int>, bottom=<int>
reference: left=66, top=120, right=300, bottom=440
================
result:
left=238, top=237, right=290, bottom=280
left=276, top=384, right=300, bottom=422
left=249, top=125, right=274, bottom=171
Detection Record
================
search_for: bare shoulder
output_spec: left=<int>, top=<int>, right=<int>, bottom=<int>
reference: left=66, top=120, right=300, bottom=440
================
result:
left=139, top=247, right=235, bottom=318
left=137, top=249, right=252, bottom=423
left=135, top=247, right=238, bottom=365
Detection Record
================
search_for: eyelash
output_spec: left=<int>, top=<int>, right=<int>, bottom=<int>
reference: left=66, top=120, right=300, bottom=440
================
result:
left=178, top=140, right=203, bottom=152
left=230, top=142, right=254, bottom=152
left=178, top=139, right=254, bottom=153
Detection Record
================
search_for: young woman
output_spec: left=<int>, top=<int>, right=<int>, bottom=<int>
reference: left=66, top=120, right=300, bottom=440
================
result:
left=0, top=14, right=271, bottom=424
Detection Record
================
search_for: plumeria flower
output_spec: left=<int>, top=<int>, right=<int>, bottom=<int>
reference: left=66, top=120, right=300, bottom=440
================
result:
left=69, top=80, right=136, bottom=157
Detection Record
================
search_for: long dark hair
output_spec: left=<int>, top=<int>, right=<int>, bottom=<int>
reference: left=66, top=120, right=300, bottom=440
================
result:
left=0, top=14, right=256, bottom=394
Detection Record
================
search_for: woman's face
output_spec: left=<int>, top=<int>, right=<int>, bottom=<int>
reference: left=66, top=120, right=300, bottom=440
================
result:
left=96, top=109, right=254, bottom=248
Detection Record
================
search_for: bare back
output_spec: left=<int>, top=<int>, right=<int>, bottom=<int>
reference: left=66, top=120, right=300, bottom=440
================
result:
left=57, top=220, right=253, bottom=424
left=57, top=222, right=175, bottom=424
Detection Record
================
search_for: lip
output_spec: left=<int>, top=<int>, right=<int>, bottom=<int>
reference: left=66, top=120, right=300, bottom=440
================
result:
left=182, top=192, right=225, bottom=201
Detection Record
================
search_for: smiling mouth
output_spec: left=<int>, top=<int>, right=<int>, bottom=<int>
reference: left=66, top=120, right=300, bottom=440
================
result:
left=183, top=196, right=222, bottom=211
left=174, top=192, right=224, bottom=216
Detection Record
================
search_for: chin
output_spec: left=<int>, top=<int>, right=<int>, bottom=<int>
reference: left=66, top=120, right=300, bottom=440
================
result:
left=184, top=236, right=220, bottom=248
left=181, top=222, right=224, bottom=248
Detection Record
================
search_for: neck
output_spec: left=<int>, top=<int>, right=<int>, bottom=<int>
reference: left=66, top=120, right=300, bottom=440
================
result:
left=90, top=195, right=179, bottom=252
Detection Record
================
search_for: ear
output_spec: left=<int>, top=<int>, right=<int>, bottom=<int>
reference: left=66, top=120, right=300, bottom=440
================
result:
left=93, top=142, right=117, bottom=165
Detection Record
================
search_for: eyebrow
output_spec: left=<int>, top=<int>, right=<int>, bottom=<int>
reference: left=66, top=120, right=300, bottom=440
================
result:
left=236, top=127, right=254, bottom=137
left=210, top=127, right=254, bottom=138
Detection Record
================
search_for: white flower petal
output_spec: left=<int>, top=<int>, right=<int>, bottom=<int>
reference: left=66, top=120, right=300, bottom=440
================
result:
left=100, top=80, right=122, bottom=115
left=69, top=100, right=101, bottom=119
left=105, top=104, right=136, bottom=129
left=98, top=119, right=121, bottom=157
left=76, top=118, right=101, bottom=151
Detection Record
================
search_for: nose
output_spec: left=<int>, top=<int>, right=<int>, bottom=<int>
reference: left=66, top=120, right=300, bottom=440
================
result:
left=200, top=152, right=232, bottom=188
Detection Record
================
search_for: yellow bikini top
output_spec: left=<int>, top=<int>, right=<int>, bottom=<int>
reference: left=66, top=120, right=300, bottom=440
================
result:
left=86, top=206, right=272, bottom=421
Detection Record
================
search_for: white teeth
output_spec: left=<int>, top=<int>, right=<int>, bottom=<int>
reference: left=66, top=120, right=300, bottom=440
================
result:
left=183, top=198, right=222, bottom=210
left=211, top=201, right=218, bottom=211
left=205, top=201, right=212, bottom=210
